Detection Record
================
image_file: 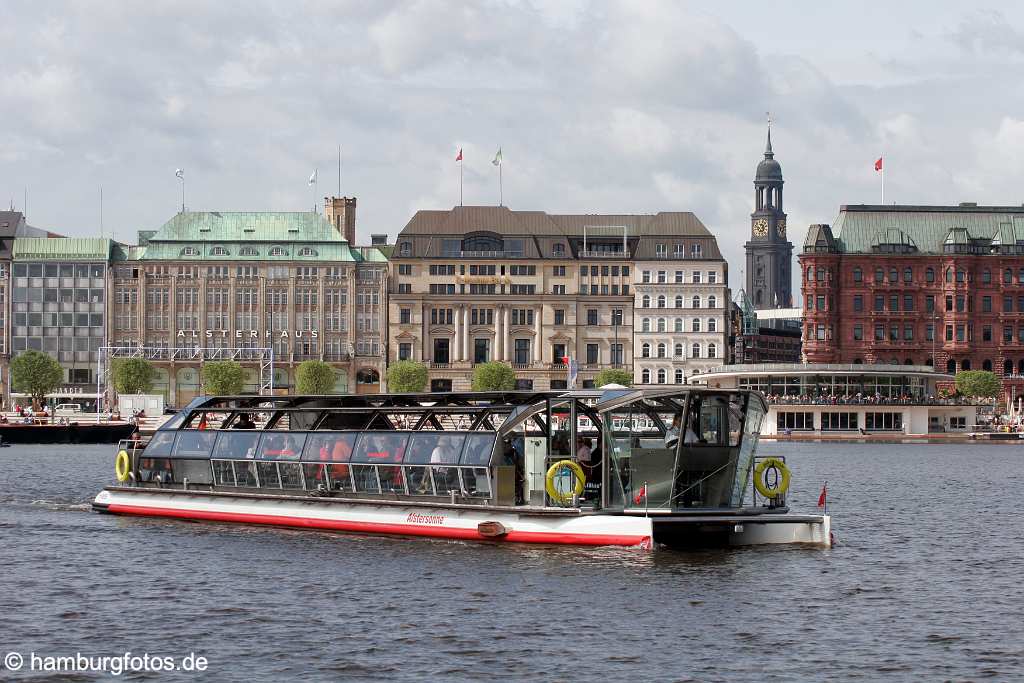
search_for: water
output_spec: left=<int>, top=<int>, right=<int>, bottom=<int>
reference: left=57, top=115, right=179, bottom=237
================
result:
left=2, top=442, right=1023, bottom=682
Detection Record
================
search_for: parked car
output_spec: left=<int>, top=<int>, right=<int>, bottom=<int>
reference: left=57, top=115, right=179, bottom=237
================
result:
left=55, top=403, right=82, bottom=413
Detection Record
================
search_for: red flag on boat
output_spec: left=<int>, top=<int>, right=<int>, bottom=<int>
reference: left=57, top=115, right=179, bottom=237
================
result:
left=633, top=484, right=647, bottom=504
left=197, top=414, right=208, bottom=430
left=817, top=482, right=828, bottom=508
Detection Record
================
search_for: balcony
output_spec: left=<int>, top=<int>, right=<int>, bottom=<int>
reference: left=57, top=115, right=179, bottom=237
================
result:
left=578, top=251, right=626, bottom=259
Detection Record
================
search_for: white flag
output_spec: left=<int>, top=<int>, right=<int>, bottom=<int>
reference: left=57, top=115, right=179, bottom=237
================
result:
left=308, top=169, right=317, bottom=186
left=491, top=148, right=502, bottom=166
left=175, top=168, right=184, bottom=179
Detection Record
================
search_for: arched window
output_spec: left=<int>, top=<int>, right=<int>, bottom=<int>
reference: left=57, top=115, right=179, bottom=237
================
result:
left=675, top=369, right=684, bottom=384
left=961, top=359, right=971, bottom=370
left=675, top=295, right=683, bottom=308
left=657, top=318, right=666, bottom=332
left=692, top=295, right=701, bottom=308
left=708, top=318, right=717, bottom=332
left=657, top=369, right=667, bottom=384
left=982, top=269, right=991, bottom=284
left=889, top=268, right=898, bottom=283
left=903, top=268, right=912, bottom=283
left=657, top=295, right=666, bottom=308
left=1005, top=360, right=1014, bottom=376
left=657, top=343, right=666, bottom=358
left=641, top=318, right=651, bottom=332
left=947, top=359, right=956, bottom=373
left=674, top=318, right=683, bottom=332
left=708, top=295, right=717, bottom=308
left=297, top=247, right=318, bottom=257
left=641, top=369, right=651, bottom=384
left=874, top=268, right=884, bottom=283
left=642, top=295, right=651, bottom=308
left=210, top=246, right=229, bottom=256
left=1018, top=267, right=1024, bottom=283
left=462, top=232, right=503, bottom=252
left=707, top=343, right=717, bottom=358
left=807, top=267, right=814, bottom=282
left=239, top=246, right=259, bottom=256
left=816, top=267, right=825, bottom=281
left=691, top=318, right=701, bottom=332
left=641, top=343, right=651, bottom=358
left=946, top=267, right=953, bottom=283
left=269, top=246, right=288, bottom=257
left=691, top=343, right=701, bottom=359
left=956, top=269, right=966, bottom=283
left=853, top=267, right=862, bottom=282
left=1005, top=269, right=1013, bottom=284
left=179, top=246, right=200, bottom=257
left=674, top=343, right=684, bottom=357
left=983, top=359, right=993, bottom=371
left=925, top=267, right=934, bottom=283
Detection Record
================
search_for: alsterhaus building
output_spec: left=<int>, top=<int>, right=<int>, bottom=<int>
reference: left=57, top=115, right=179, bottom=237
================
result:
left=108, top=205, right=388, bottom=405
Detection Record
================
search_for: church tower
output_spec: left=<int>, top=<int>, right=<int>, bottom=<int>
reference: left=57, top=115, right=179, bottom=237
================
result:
left=745, top=122, right=793, bottom=308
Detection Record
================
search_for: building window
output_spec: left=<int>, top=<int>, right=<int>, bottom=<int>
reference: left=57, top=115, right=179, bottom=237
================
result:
left=399, top=242, right=412, bottom=257
left=675, top=271, right=684, bottom=283
left=657, top=295, right=666, bottom=308
left=642, top=295, right=651, bottom=308
left=399, top=308, right=411, bottom=324
left=691, top=271, right=702, bottom=284
left=692, top=295, right=701, bottom=308
left=657, top=343, right=666, bottom=358
left=707, top=343, right=717, bottom=358
left=269, top=246, right=289, bottom=257
left=708, top=295, right=717, bottom=308
left=692, top=318, right=701, bottom=332
left=554, top=309, right=565, bottom=325
left=690, top=244, right=702, bottom=258
left=657, top=318, right=666, bottom=332
left=642, top=318, right=651, bottom=332
left=210, top=246, right=230, bottom=256
left=875, top=268, right=884, bottom=283
left=853, top=324, right=863, bottom=341
left=239, top=246, right=259, bottom=257
left=611, top=343, right=623, bottom=365
left=180, top=246, right=200, bottom=257
left=514, top=339, right=530, bottom=365
left=708, top=318, right=717, bottom=332
left=708, top=271, right=717, bottom=284
left=674, top=318, right=683, bottom=332
left=641, top=343, right=651, bottom=358
left=657, top=369, right=667, bottom=384
left=587, top=309, right=598, bottom=326
left=586, top=344, right=599, bottom=364
left=982, top=269, right=991, bottom=284
left=925, top=295, right=935, bottom=313
left=853, top=295, right=863, bottom=312
left=926, top=267, right=935, bottom=283
left=297, top=247, right=318, bottom=257
left=398, top=343, right=412, bottom=361
left=853, top=267, right=862, bottom=283
left=675, top=369, right=684, bottom=384
left=641, top=369, right=651, bottom=384
left=674, top=343, right=684, bottom=357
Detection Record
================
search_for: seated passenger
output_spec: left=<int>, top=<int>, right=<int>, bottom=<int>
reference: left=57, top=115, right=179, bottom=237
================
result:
left=665, top=414, right=681, bottom=449
left=233, top=413, right=256, bottom=429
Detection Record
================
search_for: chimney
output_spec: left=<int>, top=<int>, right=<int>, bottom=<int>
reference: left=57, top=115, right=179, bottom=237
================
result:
left=324, top=196, right=357, bottom=244
left=370, top=234, right=388, bottom=246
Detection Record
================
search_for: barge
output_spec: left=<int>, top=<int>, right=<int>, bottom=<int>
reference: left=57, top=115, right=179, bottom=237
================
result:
left=92, top=388, right=831, bottom=549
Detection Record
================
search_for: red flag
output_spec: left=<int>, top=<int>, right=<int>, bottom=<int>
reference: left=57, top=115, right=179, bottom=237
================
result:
left=197, top=414, right=208, bottom=431
left=633, top=484, right=647, bottom=504
left=817, top=482, right=828, bottom=508
left=874, top=157, right=883, bottom=172
left=456, top=148, right=463, bottom=162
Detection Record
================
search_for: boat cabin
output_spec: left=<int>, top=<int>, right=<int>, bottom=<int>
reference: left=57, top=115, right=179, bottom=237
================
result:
left=125, top=388, right=771, bottom=513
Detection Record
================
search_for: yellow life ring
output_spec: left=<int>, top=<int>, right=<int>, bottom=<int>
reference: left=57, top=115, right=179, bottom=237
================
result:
left=545, top=460, right=586, bottom=504
left=754, top=457, right=790, bottom=498
left=115, top=449, right=132, bottom=482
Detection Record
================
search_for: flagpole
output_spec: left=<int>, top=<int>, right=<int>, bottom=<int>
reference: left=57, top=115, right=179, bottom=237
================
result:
left=338, top=145, right=342, bottom=195
left=181, top=177, right=185, bottom=212
left=880, top=155, right=884, bottom=204
left=460, top=159, right=463, bottom=206
left=499, top=161, right=503, bottom=207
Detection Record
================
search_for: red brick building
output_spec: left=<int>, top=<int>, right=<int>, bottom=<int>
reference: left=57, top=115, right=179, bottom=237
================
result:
left=801, top=204, right=1024, bottom=395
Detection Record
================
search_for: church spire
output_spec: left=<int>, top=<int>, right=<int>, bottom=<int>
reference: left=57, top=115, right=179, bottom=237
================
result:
left=764, top=112, right=774, bottom=158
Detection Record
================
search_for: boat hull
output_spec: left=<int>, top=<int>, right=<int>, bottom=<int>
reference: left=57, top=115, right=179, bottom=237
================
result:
left=0, top=423, right=135, bottom=444
left=92, top=488, right=655, bottom=548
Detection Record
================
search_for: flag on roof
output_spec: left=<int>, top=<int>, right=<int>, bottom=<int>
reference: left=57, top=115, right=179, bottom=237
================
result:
left=308, top=169, right=317, bottom=186
left=874, top=157, right=883, bottom=172
left=175, top=168, right=184, bottom=179
left=492, top=148, right=502, bottom=166
left=456, top=148, right=463, bottom=162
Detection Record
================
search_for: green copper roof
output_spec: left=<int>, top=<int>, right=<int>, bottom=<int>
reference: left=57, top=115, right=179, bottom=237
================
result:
left=834, top=205, right=1024, bottom=254
left=13, top=237, right=113, bottom=260
left=138, top=211, right=362, bottom=262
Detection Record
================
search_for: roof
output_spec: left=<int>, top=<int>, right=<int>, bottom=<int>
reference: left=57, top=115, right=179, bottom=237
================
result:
left=137, top=211, right=367, bottom=262
left=700, top=363, right=953, bottom=379
left=13, top=237, right=113, bottom=260
left=755, top=128, right=783, bottom=182
left=832, top=204, right=1024, bottom=254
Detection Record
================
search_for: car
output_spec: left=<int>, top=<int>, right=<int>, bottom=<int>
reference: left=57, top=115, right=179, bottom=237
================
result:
left=55, top=403, right=82, bottom=413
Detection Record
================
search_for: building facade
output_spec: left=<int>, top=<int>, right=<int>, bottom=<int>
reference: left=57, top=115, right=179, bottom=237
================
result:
left=632, top=215, right=729, bottom=385
left=745, top=127, right=794, bottom=309
left=801, top=204, right=1024, bottom=396
left=732, top=292, right=802, bottom=364
left=107, top=206, right=388, bottom=405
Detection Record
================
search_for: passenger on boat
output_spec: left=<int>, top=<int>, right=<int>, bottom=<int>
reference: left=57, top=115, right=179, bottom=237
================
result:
left=429, top=435, right=460, bottom=492
left=233, top=413, right=256, bottom=430
left=665, top=414, right=681, bottom=448
left=264, top=434, right=300, bottom=459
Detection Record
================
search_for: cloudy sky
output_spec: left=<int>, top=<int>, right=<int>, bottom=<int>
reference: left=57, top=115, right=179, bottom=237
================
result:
left=3, top=1, right=1024, bottom=289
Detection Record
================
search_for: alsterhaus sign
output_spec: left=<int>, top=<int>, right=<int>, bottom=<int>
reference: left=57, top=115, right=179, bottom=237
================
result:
left=176, top=329, right=319, bottom=339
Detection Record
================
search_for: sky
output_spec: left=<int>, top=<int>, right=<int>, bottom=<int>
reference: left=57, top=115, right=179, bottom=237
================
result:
left=3, top=0, right=1024, bottom=294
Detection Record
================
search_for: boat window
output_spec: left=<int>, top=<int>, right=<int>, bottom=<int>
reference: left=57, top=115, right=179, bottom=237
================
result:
left=172, top=430, right=217, bottom=458
left=460, top=434, right=496, bottom=466
left=171, top=459, right=214, bottom=485
left=351, top=432, right=410, bottom=463
left=301, top=432, right=357, bottom=462
left=213, top=431, right=261, bottom=459
left=258, top=432, right=307, bottom=460
left=404, top=433, right=465, bottom=464
left=143, top=430, right=176, bottom=458
left=185, top=411, right=230, bottom=430
left=730, top=397, right=764, bottom=505
left=137, top=457, right=173, bottom=484
left=351, top=465, right=381, bottom=493
left=213, top=460, right=236, bottom=486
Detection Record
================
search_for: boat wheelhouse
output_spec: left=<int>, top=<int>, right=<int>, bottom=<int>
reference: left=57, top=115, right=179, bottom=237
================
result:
left=93, top=388, right=831, bottom=548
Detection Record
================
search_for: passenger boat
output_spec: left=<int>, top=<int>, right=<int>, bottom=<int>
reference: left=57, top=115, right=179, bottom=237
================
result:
left=92, top=388, right=832, bottom=549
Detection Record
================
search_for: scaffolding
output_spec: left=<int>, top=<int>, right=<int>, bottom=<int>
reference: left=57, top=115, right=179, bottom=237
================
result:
left=97, top=345, right=275, bottom=410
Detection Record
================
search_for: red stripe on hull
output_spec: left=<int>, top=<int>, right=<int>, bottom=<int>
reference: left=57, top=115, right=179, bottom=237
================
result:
left=106, top=503, right=651, bottom=548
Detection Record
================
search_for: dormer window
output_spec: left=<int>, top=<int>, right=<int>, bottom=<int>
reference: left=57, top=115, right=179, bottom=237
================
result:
left=239, top=246, right=259, bottom=257
left=297, top=247, right=318, bottom=257
left=180, top=246, right=200, bottom=257
left=269, top=246, right=288, bottom=257
left=210, top=246, right=229, bottom=256
left=553, top=243, right=565, bottom=256
left=399, top=241, right=412, bottom=257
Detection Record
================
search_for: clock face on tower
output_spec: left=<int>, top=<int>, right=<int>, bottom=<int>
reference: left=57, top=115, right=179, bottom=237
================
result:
left=777, top=219, right=786, bottom=238
left=753, top=218, right=769, bottom=238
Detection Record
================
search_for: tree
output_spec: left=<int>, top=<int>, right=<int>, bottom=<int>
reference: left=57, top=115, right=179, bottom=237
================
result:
left=10, top=350, right=64, bottom=409
left=593, top=368, right=633, bottom=388
left=296, top=360, right=338, bottom=394
left=111, top=358, right=157, bottom=395
left=201, top=361, right=246, bottom=395
left=955, top=370, right=1000, bottom=399
left=471, top=362, right=516, bottom=391
left=386, top=360, right=429, bottom=392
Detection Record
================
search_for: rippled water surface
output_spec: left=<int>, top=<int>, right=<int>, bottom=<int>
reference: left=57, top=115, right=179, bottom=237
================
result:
left=2, top=442, right=1023, bottom=681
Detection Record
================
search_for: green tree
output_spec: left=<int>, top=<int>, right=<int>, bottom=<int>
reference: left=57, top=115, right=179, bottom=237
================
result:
left=386, top=360, right=429, bottom=392
left=201, top=360, right=246, bottom=395
left=471, top=362, right=516, bottom=391
left=955, top=370, right=1001, bottom=399
left=296, top=360, right=338, bottom=394
left=10, top=350, right=64, bottom=409
left=111, top=358, right=157, bottom=395
left=593, top=368, right=633, bottom=388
